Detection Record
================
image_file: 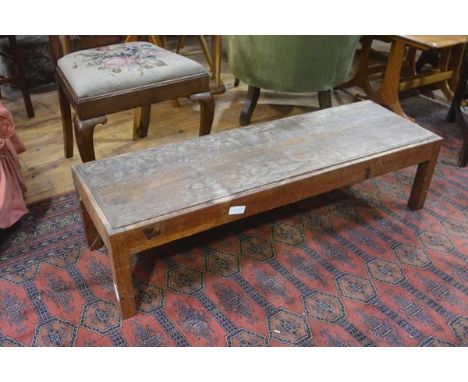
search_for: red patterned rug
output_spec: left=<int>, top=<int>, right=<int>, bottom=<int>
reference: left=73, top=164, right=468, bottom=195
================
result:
left=0, top=95, right=467, bottom=346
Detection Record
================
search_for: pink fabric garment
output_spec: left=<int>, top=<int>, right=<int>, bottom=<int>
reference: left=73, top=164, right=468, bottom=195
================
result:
left=0, top=101, right=28, bottom=228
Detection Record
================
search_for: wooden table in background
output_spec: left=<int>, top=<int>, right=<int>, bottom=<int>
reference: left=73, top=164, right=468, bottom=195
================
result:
left=344, top=35, right=467, bottom=119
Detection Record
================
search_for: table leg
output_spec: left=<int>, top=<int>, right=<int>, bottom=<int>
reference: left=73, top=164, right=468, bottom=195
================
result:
left=408, top=142, right=442, bottom=210
left=405, top=47, right=418, bottom=79
left=436, top=47, right=454, bottom=101
left=211, top=35, right=225, bottom=95
left=447, top=43, right=465, bottom=93
left=108, top=237, right=137, bottom=319
left=375, top=40, right=410, bottom=119
left=340, top=36, right=377, bottom=99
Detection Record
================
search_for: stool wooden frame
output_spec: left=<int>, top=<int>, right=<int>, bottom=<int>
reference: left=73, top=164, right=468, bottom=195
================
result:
left=49, top=35, right=214, bottom=162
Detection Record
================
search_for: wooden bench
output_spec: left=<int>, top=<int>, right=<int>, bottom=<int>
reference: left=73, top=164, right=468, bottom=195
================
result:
left=72, top=100, right=442, bottom=319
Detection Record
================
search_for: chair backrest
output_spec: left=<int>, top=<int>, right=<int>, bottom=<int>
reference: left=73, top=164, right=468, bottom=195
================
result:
left=226, top=35, right=360, bottom=93
left=49, top=35, right=123, bottom=65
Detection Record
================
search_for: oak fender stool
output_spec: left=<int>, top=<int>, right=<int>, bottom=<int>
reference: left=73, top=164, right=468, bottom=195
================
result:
left=49, top=37, right=214, bottom=162
left=73, top=101, right=442, bottom=319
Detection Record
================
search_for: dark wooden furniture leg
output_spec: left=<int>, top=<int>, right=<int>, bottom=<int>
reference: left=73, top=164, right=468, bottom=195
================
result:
left=234, top=78, right=240, bottom=87
left=190, top=92, right=215, bottom=136
left=240, top=85, right=260, bottom=126
left=408, top=142, right=442, bottom=210
left=57, top=87, right=73, bottom=157
left=73, top=114, right=108, bottom=162
left=318, top=90, right=332, bottom=109
left=79, top=200, right=103, bottom=250
left=458, top=119, right=468, bottom=167
left=133, top=105, right=152, bottom=139
left=340, top=36, right=377, bottom=99
left=446, top=55, right=468, bottom=167
left=8, top=36, right=34, bottom=118
left=108, top=238, right=136, bottom=319
left=211, top=35, right=225, bottom=95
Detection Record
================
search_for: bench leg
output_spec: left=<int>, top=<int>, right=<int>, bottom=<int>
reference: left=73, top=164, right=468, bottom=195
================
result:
left=240, top=85, right=260, bottom=126
left=190, top=91, right=215, bottom=136
left=408, top=142, right=441, bottom=210
left=133, top=105, right=152, bottom=140
left=108, top=239, right=136, bottom=319
left=73, top=114, right=108, bottom=162
left=79, top=200, right=103, bottom=250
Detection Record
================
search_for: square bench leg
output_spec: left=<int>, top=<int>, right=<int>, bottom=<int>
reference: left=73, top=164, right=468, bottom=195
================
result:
left=408, top=141, right=442, bottom=210
left=108, top=238, right=137, bottom=319
left=79, top=201, right=103, bottom=250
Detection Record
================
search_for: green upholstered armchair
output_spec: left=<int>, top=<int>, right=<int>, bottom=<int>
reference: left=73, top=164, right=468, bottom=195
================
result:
left=225, top=35, right=360, bottom=125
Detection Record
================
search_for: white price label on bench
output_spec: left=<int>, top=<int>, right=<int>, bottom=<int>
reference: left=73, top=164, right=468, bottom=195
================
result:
left=229, top=206, right=246, bottom=215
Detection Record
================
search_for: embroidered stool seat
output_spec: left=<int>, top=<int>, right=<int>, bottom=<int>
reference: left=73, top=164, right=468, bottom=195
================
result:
left=58, top=42, right=207, bottom=98
left=50, top=37, right=214, bottom=162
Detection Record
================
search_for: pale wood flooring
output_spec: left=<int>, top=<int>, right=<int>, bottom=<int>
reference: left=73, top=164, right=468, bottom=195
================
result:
left=3, top=40, right=363, bottom=204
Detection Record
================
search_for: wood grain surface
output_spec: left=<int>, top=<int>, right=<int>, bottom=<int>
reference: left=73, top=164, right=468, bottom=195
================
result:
left=73, top=101, right=440, bottom=231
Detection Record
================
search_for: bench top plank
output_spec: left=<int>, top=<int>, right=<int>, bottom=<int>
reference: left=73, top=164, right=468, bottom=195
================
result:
left=73, top=101, right=440, bottom=231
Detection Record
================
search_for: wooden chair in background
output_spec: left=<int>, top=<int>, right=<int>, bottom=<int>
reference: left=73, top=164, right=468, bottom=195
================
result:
left=225, top=35, right=360, bottom=126
left=49, top=35, right=214, bottom=162
left=0, top=36, right=34, bottom=118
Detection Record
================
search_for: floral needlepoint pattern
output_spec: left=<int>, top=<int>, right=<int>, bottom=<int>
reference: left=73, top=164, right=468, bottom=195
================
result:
left=240, top=236, right=275, bottom=261
left=74, top=43, right=166, bottom=74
